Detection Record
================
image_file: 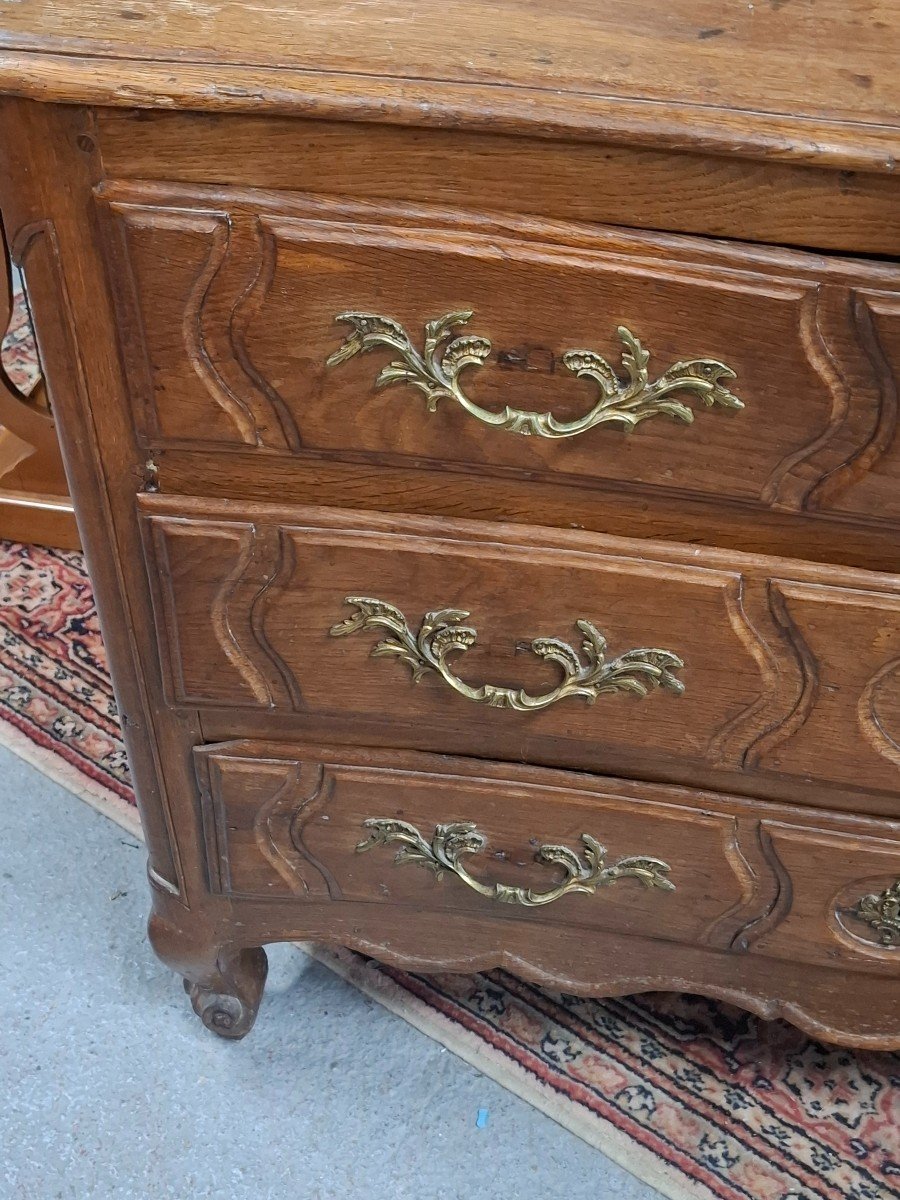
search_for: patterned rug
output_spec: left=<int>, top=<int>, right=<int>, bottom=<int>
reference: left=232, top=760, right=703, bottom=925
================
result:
left=0, top=536, right=897, bottom=1200
left=3, top=262, right=41, bottom=396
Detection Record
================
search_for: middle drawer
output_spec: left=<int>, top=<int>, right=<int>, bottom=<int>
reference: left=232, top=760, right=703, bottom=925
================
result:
left=140, top=496, right=900, bottom=814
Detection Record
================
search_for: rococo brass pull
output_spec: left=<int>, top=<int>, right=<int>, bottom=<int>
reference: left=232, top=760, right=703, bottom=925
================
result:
left=326, top=310, right=743, bottom=439
left=851, top=879, right=900, bottom=946
left=329, top=596, right=684, bottom=711
left=356, top=819, right=676, bottom=906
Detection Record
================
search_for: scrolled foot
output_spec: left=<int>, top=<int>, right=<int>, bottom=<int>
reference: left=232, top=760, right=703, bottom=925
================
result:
left=184, top=947, right=268, bottom=1040
left=148, top=912, right=268, bottom=1040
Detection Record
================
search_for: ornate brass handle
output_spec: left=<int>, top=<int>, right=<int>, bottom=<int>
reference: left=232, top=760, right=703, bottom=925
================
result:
left=356, top=819, right=675, bottom=906
left=329, top=596, right=684, bottom=711
left=851, top=880, right=900, bottom=946
left=326, top=310, right=743, bottom=439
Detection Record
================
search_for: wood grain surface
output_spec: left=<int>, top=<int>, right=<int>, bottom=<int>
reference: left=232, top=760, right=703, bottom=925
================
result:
left=97, top=111, right=900, bottom=257
left=2, top=1, right=899, bottom=169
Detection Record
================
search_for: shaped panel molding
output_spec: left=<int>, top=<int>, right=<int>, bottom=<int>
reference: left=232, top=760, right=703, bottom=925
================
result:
left=99, top=183, right=900, bottom=524
left=142, top=495, right=900, bottom=805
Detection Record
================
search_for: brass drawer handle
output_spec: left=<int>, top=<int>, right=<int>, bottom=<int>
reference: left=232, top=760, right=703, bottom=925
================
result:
left=326, top=310, right=743, bottom=439
left=330, top=596, right=684, bottom=711
left=852, top=880, right=900, bottom=946
left=356, top=819, right=675, bottom=906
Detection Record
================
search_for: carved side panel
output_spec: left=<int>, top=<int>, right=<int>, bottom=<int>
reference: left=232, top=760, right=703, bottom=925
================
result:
left=142, top=515, right=303, bottom=710
left=819, top=294, right=900, bottom=519
left=195, top=749, right=341, bottom=898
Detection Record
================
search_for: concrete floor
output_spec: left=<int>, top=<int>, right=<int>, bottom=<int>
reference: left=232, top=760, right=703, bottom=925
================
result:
left=0, top=745, right=662, bottom=1200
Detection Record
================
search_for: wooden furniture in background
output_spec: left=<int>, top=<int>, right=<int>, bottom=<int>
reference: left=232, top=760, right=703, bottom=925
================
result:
left=0, top=0, right=898, bottom=1047
left=0, top=219, right=78, bottom=548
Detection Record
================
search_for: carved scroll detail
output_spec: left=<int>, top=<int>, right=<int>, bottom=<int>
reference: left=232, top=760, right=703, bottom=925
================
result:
left=739, top=582, right=819, bottom=770
left=253, top=762, right=343, bottom=899
left=106, top=202, right=299, bottom=450
left=210, top=524, right=302, bottom=709
left=763, top=287, right=897, bottom=512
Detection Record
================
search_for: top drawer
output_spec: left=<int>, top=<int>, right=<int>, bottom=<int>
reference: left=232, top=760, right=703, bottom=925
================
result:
left=99, top=184, right=900, bottom=532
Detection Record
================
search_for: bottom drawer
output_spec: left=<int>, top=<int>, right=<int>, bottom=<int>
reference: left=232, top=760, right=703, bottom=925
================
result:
left=195, top=741, right=900, bottom=976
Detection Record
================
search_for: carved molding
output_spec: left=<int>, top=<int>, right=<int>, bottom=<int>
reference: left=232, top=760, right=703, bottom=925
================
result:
left=857, top=656, right=900, bottom=770
left=196, top=752, right=343, bottom=899
left=210, top=523, right=302, bottom=710
left=699, top=817, right=780, bottom=950
left=763, top=287, right=897, bottom=513
left=254, top=762, right=343, bottom=900
left=726, top=823, right=794, bottom=952
left=707, top=576, right=798, bottom=766
left=107, top=200, right=301, bottom=451
left=737, top=581, right=819, bottom=770
left=314, top=932, right=898, bottom=1050
left=184, top=212, right=302, bottom=451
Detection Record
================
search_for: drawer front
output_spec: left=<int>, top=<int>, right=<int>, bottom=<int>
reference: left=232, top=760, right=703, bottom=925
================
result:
left=195, top=741, right=900, bottom=975
left=102, top=184, right=900, bottom=526
left=141, top=496, right=900, bottom=808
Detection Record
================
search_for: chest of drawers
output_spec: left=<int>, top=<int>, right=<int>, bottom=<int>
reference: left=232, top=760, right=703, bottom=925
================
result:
left=1, top=0, right=899, bottom=1048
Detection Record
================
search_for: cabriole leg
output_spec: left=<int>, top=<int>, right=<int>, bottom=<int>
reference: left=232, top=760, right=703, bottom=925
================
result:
left=149, top=911, right=268, bottom=1040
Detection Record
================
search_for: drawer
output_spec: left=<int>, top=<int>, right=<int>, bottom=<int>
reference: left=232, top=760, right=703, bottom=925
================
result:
left=140, top=495, right=900, bottom=814
left=195, top=740, right=900, bottom=976
left=101, top=184, right=900, bottom=529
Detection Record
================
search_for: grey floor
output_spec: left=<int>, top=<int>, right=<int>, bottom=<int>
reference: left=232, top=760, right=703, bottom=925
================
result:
left=0, top=745, right=662, bottom=1200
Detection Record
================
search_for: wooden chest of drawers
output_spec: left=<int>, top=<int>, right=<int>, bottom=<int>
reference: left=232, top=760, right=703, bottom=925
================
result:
left=1, top=0, right=899, bottom=1048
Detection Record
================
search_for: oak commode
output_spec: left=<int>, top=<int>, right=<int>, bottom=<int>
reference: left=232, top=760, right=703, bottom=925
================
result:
left=1, top=0, right=898, bottom=1046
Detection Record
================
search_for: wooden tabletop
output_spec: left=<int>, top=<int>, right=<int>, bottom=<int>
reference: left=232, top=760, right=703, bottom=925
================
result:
left=1, top=0, right=898, bottom=171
